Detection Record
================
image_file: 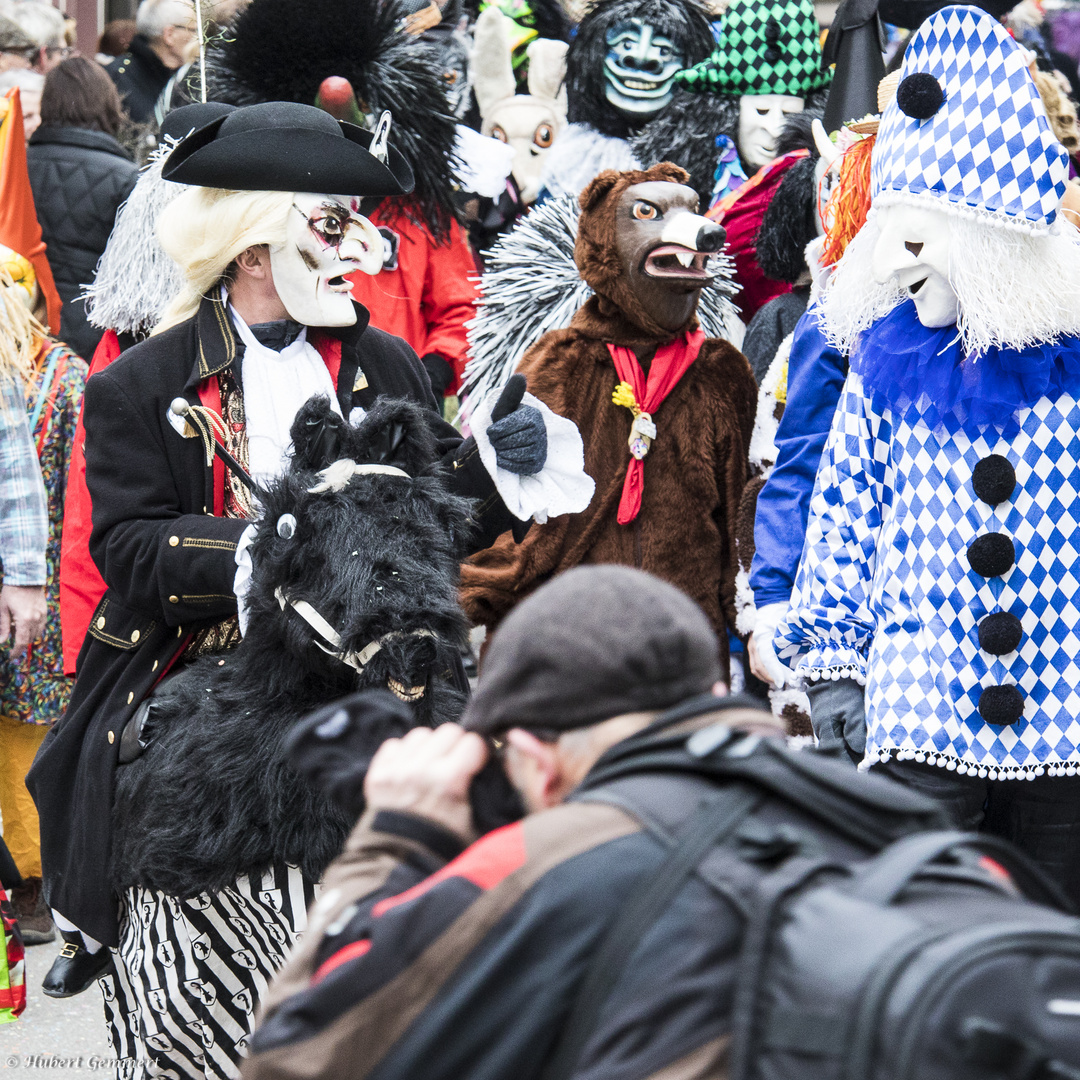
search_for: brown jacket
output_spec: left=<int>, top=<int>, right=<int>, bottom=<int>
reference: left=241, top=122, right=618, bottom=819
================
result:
left=461, top=297, right=756, bottom=668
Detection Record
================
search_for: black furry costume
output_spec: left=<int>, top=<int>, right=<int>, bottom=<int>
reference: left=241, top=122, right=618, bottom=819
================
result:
left=203, top=0, right=459, bottom=240
left=631, top=89, right=829, bottom=207
left=566, top=0, right=714, bottom=141
left=754, top=114, right=821, bottom=285
left=111, top=397, right=477, bottom=900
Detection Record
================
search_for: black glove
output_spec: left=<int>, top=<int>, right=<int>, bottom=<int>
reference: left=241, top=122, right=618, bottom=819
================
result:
left=422, top=353, right=456, bottom=399
left=805, top=676, right=866, bottom=765
left=486, top=374, right=548, bottom=476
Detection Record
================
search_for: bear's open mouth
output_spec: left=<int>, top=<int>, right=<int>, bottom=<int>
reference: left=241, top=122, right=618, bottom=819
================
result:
left=908, top=277, right=927, bottom=295
left=643, top=244, right=712, bottom=281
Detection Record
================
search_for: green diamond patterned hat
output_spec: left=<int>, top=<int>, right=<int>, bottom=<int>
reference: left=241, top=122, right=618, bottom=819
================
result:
left=677, top=0, right=832, bottom=97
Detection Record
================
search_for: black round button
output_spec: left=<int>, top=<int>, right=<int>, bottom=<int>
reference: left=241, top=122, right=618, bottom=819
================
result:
left=972, top=455, right=1016, bottom=505
left=978, top=684, right=1025, bottom=726
left=978, top=612, right=1023, bottom=655
left=967, top=533, right=1015, bottom=578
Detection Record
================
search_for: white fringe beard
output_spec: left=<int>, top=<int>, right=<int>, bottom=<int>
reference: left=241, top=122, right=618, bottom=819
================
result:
left=818, top=209, right=1080, bottom=356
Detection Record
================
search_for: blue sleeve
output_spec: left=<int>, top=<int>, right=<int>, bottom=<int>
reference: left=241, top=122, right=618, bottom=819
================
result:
left=773, top=371, right=892, bottom=680
left=0, top=378, right=47, bottom=586
left=749, top=308, right=848, bottom=608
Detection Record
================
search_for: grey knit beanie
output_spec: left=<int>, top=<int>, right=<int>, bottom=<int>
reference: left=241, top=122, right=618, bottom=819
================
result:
left=462, top=565, right=722, bottom=735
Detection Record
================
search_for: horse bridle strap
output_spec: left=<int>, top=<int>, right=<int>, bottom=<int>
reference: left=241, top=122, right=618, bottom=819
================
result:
left=273, top=587, right=437, bottom=675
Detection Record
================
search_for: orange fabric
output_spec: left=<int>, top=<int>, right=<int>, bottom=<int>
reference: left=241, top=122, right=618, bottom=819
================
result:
left=607, top=329, right=705, bottom=525
left=59, top=329, right=122, bottom=674
left=820, top=134, right=875, bottom=268
left=371, top=821, right=528, bottom=918
left=0, top=89, right=61, bottom=336
left=348, top=206, right=478, bottom=393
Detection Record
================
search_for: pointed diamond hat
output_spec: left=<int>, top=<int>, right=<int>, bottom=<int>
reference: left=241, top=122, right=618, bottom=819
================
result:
left=675, top=0, right=831, bottom=97
left=871, top=4, right=1068, bottom=232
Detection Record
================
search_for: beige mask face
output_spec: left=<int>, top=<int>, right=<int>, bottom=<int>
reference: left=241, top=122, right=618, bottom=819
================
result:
left=269, top=193, right=384, bottom=327
left=0, top=244, right=37, bottom=310
left=737, top=94, right=805, bottom=169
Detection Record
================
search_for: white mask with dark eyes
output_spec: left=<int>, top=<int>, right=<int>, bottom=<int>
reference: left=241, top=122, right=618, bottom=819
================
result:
left=871, top=204, right=959, bottom=329
left=737, top=94, right=805, bottom=169
left=268, top=193, right=384, bottom=327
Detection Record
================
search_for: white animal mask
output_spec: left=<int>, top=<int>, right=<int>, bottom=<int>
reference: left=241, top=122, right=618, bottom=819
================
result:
left=472, top=8, right=568, bottom=205
left=738, top=94, right=805, bottom=169
left=269, top=193, right=384, bottom=327
left=871, top=203, right=958, bottom=329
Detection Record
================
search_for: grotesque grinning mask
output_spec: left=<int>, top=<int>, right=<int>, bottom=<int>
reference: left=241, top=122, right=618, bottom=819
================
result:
left=269, top=193, right=384, bottom=327
left=603, top=18, right=684, bottom=119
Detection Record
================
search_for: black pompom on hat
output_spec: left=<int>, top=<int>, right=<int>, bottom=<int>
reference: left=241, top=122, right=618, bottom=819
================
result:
left=896, top=71, right=945, bottom=119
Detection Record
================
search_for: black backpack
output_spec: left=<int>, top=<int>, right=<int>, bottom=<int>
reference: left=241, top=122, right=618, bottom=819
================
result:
left=542, top=695, right=1080, bottom=1080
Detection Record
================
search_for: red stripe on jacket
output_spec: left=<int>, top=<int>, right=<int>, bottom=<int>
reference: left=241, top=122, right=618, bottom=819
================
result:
left=371, top=821, right=527, bottom=918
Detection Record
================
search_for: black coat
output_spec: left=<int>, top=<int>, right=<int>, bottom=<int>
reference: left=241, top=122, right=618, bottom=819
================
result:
left=27, top=127, right=137, bottom=361
left=28, top=294, right=514, bottom=946
left=105, top=34, right=173, bottom=124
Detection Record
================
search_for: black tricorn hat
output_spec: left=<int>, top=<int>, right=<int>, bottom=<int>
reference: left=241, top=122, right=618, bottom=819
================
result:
left=160, top=101, right=236, bottom=145
left=162, top=100, right=414, bottom=197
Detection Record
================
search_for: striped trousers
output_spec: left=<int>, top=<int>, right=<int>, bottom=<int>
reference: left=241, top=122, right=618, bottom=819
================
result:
left=103, top=865, right=315, bottom=1079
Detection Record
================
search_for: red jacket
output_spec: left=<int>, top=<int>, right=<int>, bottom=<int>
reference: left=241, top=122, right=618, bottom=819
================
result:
left=348, top=204, right=478, bottom=393
left=708, top=152, right=806, bottom=324
left=58, top=329, right=121, bottom=674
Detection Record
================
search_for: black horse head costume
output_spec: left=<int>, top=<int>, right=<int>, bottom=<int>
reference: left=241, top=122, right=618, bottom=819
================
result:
left=112, top=396, right=483, bottom=899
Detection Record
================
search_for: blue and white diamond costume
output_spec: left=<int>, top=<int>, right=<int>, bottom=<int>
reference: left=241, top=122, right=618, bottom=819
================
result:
left=774, top=5, right=1080, bottom=779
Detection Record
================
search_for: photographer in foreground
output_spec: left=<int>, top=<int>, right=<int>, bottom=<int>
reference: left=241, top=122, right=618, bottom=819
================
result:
left=243, top=565, right=940, bottom=1080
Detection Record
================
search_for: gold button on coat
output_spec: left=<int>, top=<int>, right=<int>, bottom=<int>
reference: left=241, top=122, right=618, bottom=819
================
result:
left=169, top=536, right=179, bottom=547
left=169, top=595, right=179, bottom=604
left=127, top=692, right=134, bottom=704
left=130, top=630, right=140, bottom=643
left=96, top=616, right=106, bottom=630
left=108, top=731, right=114, bottom=744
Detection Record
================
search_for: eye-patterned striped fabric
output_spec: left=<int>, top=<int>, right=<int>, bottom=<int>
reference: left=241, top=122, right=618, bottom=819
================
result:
left=871, top=4, right=1068, bottom=232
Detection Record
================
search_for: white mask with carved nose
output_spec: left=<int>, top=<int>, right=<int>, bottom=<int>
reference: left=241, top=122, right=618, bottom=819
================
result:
left=871, top=203, right=959, bottom=329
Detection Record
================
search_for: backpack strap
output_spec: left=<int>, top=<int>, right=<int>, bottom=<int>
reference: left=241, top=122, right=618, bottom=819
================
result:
left=538, top=785, right=763, bottom=1080
left=849, top=830, right=1075, bottom=912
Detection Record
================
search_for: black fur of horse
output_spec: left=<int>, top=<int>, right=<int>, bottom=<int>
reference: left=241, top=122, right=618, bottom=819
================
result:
left=112, top=396, right=474, bottom=899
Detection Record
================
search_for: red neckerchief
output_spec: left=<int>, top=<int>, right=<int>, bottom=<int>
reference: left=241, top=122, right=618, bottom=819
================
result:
left=606, top=328, right=705, bottom=525
left=200, top=333, right=344, bottom=517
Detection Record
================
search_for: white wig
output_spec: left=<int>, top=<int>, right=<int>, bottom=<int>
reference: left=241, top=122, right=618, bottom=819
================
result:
left=818, top=209, right=1080, bottom=357
left=154, top=185, right=293, bottom=333
left=84, top=140, right=186, bottom=338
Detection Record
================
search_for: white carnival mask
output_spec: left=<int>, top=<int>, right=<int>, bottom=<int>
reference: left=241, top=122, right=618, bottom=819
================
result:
left=268, top=193, right=384, bottom=327
left=871, top=203, right=959, bottom=329
left=738, top=94, right=804, bottom=170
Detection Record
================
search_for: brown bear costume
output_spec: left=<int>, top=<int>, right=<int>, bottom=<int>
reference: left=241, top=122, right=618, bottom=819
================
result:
left=461, top=163, right=756, bottom=676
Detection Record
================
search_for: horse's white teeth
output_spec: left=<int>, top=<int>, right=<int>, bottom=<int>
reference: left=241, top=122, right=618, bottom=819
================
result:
left=675, top=251, right=694, bottom=268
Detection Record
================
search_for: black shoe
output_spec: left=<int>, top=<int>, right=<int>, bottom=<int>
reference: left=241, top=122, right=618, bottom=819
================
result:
left=41, top=931, right=113, bottom=998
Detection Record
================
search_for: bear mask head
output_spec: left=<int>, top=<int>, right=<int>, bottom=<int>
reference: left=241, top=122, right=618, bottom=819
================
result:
left=575, top=162, right=726, bottom=338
